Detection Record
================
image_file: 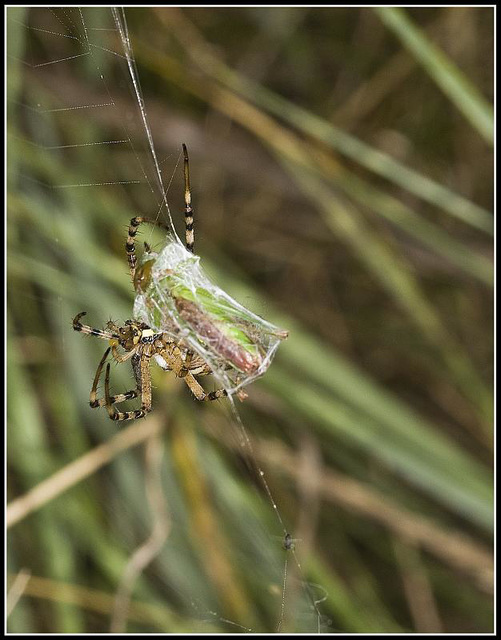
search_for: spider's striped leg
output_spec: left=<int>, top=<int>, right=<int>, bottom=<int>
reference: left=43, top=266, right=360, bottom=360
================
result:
left=156, top=346, right=224, bottom=400
left=177, top=348, right=195, bottom=378
left=182, top=144, right=195, bottom=253
left=111, top=344, right=137, bottom=364
left=157, top=343, right=189, bottom=377
left=89, top=347, right=139, bottom=409
left=182, top=372, right=227, bottom=402
left=167, top=344, right=207, bottom=378
left=104, top=357, right=152, bottom=421
left=126, top=216, right=170, bottom=282
left=73, top=312, right=120, bottom=340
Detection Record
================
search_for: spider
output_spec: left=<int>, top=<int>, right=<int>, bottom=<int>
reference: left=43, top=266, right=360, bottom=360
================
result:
left=73, top=144, right=233, bottom=421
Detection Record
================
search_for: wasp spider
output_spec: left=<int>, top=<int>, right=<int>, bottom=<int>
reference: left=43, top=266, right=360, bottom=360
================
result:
left=73, top=145, right=229, bottom=421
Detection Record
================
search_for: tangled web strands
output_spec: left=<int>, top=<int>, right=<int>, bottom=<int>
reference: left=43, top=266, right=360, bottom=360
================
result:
left=134, top=239, right=288, bottom=395
left=111, top=6, right=288, bottom=394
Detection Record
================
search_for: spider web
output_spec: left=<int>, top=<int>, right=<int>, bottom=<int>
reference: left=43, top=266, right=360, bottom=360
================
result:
left=9, top=7, right=173, bottom=228
left=8, top=6, right=329, bottom=633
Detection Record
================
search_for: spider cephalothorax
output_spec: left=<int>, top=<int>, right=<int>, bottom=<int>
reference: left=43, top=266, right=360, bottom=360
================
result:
left=111, top=320, right=152, bottom=350
left=73, top=145, right=230, bottom=422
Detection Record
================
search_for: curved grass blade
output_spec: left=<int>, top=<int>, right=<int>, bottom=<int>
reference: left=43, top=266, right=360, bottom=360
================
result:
left=375, top=7, right=494, bottom=145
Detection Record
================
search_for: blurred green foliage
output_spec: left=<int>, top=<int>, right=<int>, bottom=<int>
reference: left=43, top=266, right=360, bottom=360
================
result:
left=7, top=6, right=493, bottom=633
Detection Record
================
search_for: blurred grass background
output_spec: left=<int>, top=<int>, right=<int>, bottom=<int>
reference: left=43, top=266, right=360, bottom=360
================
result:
left=7, top=6, right=493, bottom=634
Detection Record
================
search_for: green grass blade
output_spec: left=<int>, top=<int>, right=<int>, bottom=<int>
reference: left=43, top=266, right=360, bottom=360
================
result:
left=375, top=7, right=494, bottom=145
left=149, top=12, right=493, bottom=234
